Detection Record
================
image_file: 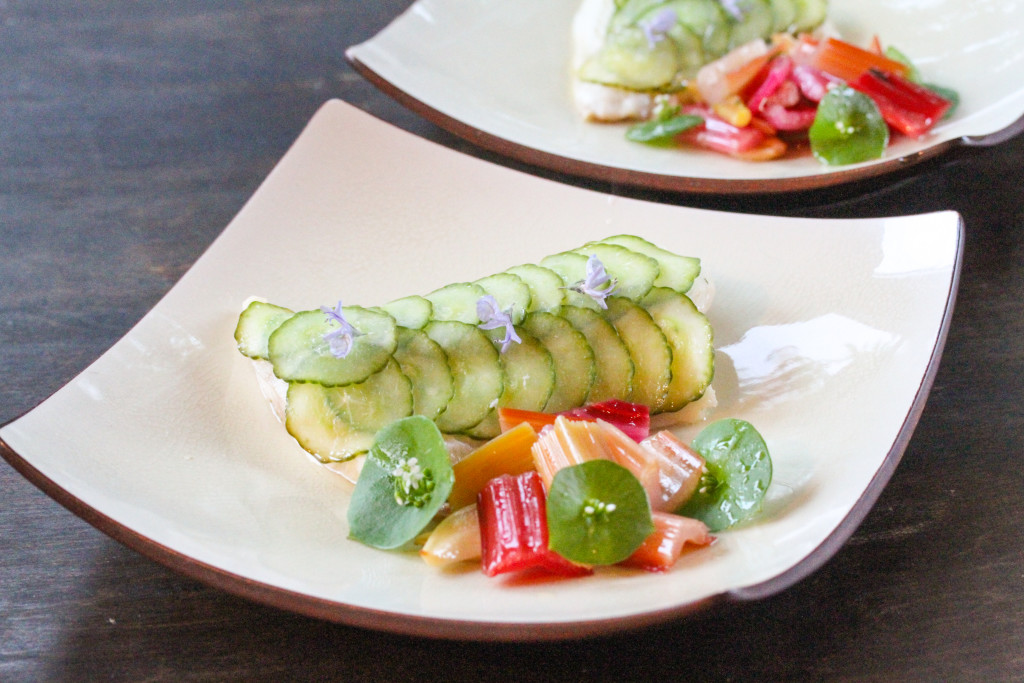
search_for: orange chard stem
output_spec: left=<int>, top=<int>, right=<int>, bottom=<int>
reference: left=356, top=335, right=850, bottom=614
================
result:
left=448, top=422, right=538, bottom=510
left=810, top=37, right=911, bottom=83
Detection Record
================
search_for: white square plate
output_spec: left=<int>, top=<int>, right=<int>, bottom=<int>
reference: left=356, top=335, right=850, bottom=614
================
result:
left=347, top=0, right=1024, bottom=193
left=0, top=100, right=962, bottom=640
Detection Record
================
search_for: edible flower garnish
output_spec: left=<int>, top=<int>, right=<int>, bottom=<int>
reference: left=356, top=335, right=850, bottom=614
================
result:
left=320, top=300, right=363, bottom=359
left=570, top=254, right=617, bottom=309
left=391, top=456, right=435, bottom=508
left=717, top=0, right=744, bottom=21
left=639, top=8, right=677, bottom=49
left=477, top=295, right=521, bottom=352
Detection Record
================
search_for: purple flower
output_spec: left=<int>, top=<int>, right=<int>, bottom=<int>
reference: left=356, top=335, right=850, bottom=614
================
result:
left=570, top=254, right=617, bottom=309
left=477, top=295, right=521, bottom=353
left=718, top=0, right=744, bottom=21
left=639, top=8, right=677, bottom=49
left=320, top=301, right=363, bottom=358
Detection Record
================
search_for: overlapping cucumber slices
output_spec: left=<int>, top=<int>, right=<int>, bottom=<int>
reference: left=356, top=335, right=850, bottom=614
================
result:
left=577, top=0, right=828, bottom=92
left=234, top=235, right=714, bottom=463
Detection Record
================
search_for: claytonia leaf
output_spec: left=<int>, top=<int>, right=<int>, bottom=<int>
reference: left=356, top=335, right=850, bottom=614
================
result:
left=347, top=416, right=454, bottom=550
left=547, top=460, right=653, bottom=565
left=569, top=254, right=618, bottom=309
left=476, top=295, right=522, bottom=352
left=320, top=300, right=364, bottom=358
left=676, top=418, right=772, bottom=532
left=809, top=85, right=888, bottom=166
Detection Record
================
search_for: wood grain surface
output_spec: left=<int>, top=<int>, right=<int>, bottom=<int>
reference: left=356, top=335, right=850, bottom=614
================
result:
left=2, top=1, right=1023, bottom=680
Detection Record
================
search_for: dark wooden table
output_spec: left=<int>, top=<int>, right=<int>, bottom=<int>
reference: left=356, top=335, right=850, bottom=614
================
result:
left=3, top=2, right=1023, bottom=680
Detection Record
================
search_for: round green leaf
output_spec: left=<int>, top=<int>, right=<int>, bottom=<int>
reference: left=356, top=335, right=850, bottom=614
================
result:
left=809, top=85, right=889, bottom=166
left=347, top=416, right=454, bottom=550
left=546, top=460, right=654, bottom=566
left=676, top=418, right=772, bottom=532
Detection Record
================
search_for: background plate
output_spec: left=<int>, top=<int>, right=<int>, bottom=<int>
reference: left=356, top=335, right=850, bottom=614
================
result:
left=347, top=0, right=1024, bottom=194
left=0, top=100, right=962, bottom=640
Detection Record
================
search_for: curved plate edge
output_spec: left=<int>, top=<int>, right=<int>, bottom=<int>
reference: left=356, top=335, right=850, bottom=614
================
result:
left=725, top=212, right=965, bottom=603
left=0, top=435, right=719, bottom=641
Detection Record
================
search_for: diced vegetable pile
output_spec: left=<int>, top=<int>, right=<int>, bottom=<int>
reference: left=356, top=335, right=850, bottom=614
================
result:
left=372, top=405, right=772, bottom=575
left=627, top=34, right=956, bottom=164
left=234, top=235, right=773, bottom=577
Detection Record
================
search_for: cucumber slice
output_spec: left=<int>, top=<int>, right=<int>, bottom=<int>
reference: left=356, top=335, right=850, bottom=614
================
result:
left=597, top=234, right=701, bottom=294
left=792, top=0, right=827, bottom=32
left=462, top=412, right=501, bottom=441
left=768, top=0, right=799, bottom=33
left=506, top=264, right=565, bottom=312
left=570, top=242, right=659, bottom=300
left=610, top=0, right=667, bottom=32
left=585, top=25, right=681, bottom=91
left=424, top=282, right=487, bottom=324
left=379, top=295, right=432, bottom=330
left=641, top=287, right=714, bottom=412
left=539, top=250, right=600, bottom=310
left=474, top=272, right=532, bottom=325
left=538, top=250, right=589, bottom=286
left=663, top=0, right=732, bottom=59
left=464, top=327, right=557, bottom=440
left=727, top=0, right=774, bottom=49
left=577, top=55, right=640, bottom=90
left=424, top=320, right=504, bottom=435
left=489, top=327, right=556, bottom=413
left=557, top=305, right=634, bottom=404
left=235, top=300, right=293, bottom=360
left=393, top=327, right=455, bottom=421
left=268, top=306, right=397, bottom=387
left=666, top=21, right=707, bottom=80
left=522, top=311, right=596, bottom=413
left=284, top=359, right=413, bottom=462
left=603, top=296, right=672, bottom=410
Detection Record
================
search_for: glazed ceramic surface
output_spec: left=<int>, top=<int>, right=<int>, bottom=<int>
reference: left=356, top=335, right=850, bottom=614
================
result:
left=347, top=0, right=1024, bottom=193
left=0, top=101, right=962, bottom=639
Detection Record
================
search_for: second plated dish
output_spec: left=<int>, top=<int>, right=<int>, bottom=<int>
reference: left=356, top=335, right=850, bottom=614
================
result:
left=347, top=0, right=1024, bottom=193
